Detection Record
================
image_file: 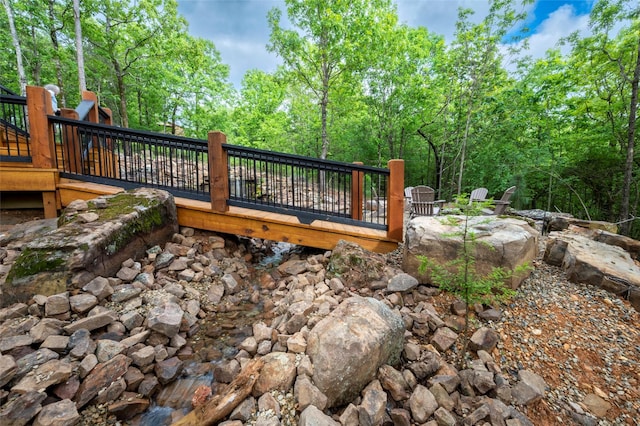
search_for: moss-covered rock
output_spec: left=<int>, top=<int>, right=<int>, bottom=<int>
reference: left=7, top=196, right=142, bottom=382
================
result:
left=1, top=188, right=178, bottom=307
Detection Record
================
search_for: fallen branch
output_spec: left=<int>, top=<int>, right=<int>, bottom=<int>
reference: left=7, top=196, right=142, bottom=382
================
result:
left=172, top=357, right=264, bottom=426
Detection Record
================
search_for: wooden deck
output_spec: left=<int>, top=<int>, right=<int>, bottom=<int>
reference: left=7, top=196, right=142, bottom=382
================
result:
left=1, top=85, right=402, bottom=253
left=56, top=179, right=399, bottom=253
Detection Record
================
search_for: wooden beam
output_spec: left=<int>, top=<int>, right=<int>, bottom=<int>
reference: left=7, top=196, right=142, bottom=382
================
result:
left=208, top=131, right=229, bottom=212
left=351, top=162, right=364, bottom=221
left=52, top=179, right=399, bottom=253
left=0, top=168, right=58, bottom=191
left=387, top=159, right=404, bottom=242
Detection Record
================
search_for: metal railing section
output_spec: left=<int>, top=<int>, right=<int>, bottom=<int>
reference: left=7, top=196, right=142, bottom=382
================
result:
left=224, top=145, right=389, bottom=229
left=0, top=88, right=30, bottom=162
left=51, top=117, right=210, bottom=201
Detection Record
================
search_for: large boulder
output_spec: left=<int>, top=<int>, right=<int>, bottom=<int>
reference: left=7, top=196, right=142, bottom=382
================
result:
left=544, top=227, right=640, bottom=311
left=326, top=240, right=389, bottom=288
left=403, top=215, right=538, bottom=289
left=1, top=188, right=178, bottom=307
left=306, top=296, right=404, bottom=408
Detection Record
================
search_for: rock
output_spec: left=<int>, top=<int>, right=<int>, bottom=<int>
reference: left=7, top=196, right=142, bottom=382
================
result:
left=44, top=293, right=70, bottom=317
left=0, top=390, right=47, bottom=426
left=299, top=405, right=339, bottom=426
left=408, top=384, right=438, bottom=423
left=108, top=395, right=150, bottom=421
left=11, top=360, right=72, bottom=394
left=33, top=399, right=80, bottom=426
left=512, top=370, right=546, bottom=405
left=431, top=327, right=458, bottom=352
left=294, top=374, right=327, bottom=411
left=0, top=355, right=17, bottom=387
left=307, top=296, right=404, bottom=408
left=253, top=352, right=296, bottom=396
left=403, top=216, right=538, bottom=288
left=63, top=310, right=118, bottom=334
left=155, top=357, right=183, bottom=385
left=358, top=384, right=387, bottom=426
left=1, top=188, right=178, bottom=307
left=326, top=240, right=388, bottom=287
left=75, top=354, right=131, bottom=408
left=434, top=407, right=457, bottom=426
left=387, top=273, right=419, bottom=292
left=147, top=302, right=184, bottom=338
left=378, top=364, right=411, bottom=401
left=582, top=393, right=612, bottom=417
left=469, top=327, right=499, bottom=352
left=544, top=230, right=640, bottom=310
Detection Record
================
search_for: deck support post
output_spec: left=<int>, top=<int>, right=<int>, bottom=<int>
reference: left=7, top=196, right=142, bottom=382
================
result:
left=387, top=159, right=404, bottom=242
left=208, top=131, right=229, bottom=212
left=351, top=162, right=364, bottom=221
left=26, top=85, right=58, bottom=219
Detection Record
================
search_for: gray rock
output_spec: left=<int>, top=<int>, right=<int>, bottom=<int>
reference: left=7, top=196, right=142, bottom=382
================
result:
left=307, top=296, right=404, bottom=408
left=378, top=364, right=411, bottom=402
left=82, top=276, right=113, bottom=300
left=33, top=398, right=80, bottom=426
left=469, top=327, right=499, bottom=352
left=404, top=216, right=538, bottom=288
left=358, top=385, right=387, bottom=426
left=294, top=374, right=328, bottom=411
left=154, top=357, right=183, bottom=385
left=0, top=390, right=47, bottom=426
left=387, top=273, right=419, bottom=292
left=434, top=407, right=457, bottom=426
left=95, top=339, right=127, bottom=363
left=299, top=405, right=339, bottom=426
left=147, top=302, right=183, bottom=338
left=408, top=384, right=438, bottom=423
left=512, top=370, right=546, bottom=405
left=0, top=354, right=17, bottom=387
left=230, top=396, right=256, bottom=421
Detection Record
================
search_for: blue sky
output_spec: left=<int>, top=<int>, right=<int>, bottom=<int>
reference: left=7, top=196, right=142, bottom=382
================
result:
left=177, top=0, right=595, bottom=88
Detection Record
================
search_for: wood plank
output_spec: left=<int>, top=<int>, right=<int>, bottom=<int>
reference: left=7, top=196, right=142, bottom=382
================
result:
left=0, top=168, right=58, bottom=191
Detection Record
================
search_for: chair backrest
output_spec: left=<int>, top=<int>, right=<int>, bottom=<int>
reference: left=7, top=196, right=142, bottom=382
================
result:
left=404, top=186, right=414, bottom=200
left=494, top=186, right=516, bottom=215
left=469, top=187, right=488, bottom=202
left=500, top=186, right=516, bottom=202
left=411, top=186, right=437, bottom=216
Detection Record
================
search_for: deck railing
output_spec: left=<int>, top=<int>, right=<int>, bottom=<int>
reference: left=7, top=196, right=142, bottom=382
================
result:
left=51, top=117, right=211, bottom=201
left=0, top=85, right=30, bottom=161
left=223, top=143, right=390, bottom=229
left=2, top=85, right=405, bottom=240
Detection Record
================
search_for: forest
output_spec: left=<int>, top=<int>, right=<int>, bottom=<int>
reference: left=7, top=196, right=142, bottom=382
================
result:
left=1, top=0, right=639, bottom=237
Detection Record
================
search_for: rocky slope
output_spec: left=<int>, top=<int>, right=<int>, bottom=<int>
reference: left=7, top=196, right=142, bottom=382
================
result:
left=0, top=217, right=638, bottom=426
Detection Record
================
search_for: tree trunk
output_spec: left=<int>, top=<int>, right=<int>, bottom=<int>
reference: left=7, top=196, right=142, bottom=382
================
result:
left=48, top=0, right=65, bottom=106
left=619, top=38, right=640, bottom=235
left=2, top=0, right=26, bottom=95
left=73, top=0, right=86, bottom=93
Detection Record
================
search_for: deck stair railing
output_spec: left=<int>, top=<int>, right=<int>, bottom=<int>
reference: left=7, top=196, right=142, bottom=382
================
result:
left=0, top=84, right=30, bottom=161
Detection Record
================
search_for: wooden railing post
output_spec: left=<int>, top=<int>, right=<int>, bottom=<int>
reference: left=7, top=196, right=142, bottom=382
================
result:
left=351, top=162, right=364, bottom=221
left=26, top=85, right=58, bottom=218
left=387, top=159, right=404, bottom=242
left=208, top=131, right=229, bottom=212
